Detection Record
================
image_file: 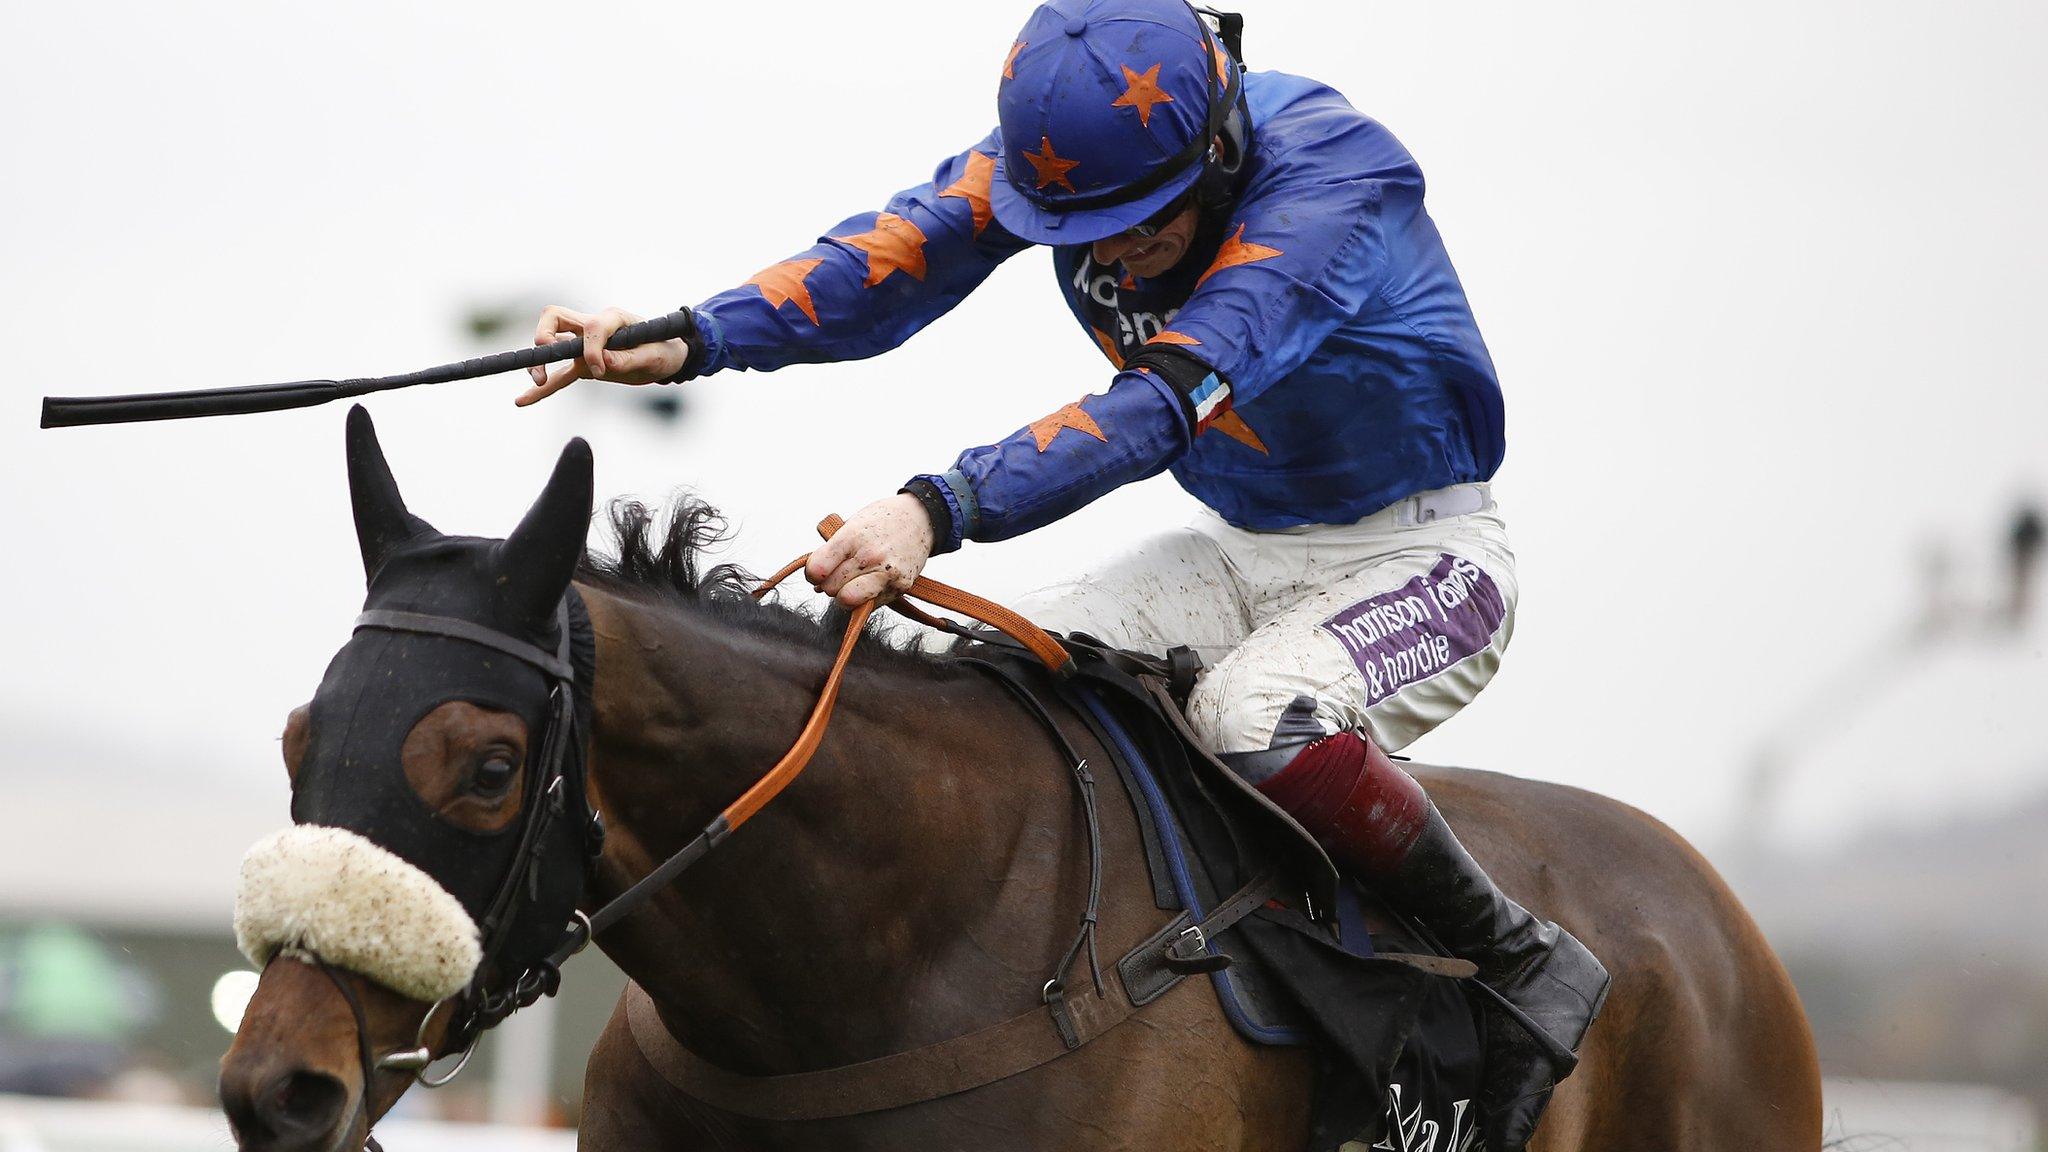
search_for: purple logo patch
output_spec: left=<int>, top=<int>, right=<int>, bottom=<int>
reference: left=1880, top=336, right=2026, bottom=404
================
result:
left=1318, top=554, right=1506, bottom=705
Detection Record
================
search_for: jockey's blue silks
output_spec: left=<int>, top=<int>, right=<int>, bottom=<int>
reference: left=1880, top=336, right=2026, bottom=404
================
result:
left=675, top=68, right=1502, bottom=552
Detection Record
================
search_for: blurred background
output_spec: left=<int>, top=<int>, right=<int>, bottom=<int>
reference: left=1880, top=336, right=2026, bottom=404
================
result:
left=3, top=0, right=2042, bottom=1147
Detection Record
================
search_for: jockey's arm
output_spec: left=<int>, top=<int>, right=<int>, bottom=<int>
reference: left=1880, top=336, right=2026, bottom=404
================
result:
left=810, top=165, right=1390, bottom=608
left=807, top=362, right=1196, bottom=606
left=518, top=135, right=1026, bottom=404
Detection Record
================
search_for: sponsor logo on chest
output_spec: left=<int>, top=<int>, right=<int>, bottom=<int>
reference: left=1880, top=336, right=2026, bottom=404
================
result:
left=1070, top=260, right=1185, bottom=356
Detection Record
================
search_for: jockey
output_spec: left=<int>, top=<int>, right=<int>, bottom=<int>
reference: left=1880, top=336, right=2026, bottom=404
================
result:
left=521, top=0, right=1606, bottom=1140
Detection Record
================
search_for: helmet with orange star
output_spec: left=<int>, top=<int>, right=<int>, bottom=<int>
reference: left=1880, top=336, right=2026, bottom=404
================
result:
left=990, top=0, right=1249, bottom=245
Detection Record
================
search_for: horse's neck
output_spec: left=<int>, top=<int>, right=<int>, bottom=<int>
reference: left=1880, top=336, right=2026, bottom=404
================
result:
left=577, top=583, right=1084, bottom=1072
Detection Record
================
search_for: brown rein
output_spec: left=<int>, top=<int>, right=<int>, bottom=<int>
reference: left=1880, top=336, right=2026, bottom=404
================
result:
left=729, top=514, right=1073, bottom=832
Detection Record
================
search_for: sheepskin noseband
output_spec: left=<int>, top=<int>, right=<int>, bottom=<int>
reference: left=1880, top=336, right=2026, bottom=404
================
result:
left=235, top=824, right=482, bottom=1002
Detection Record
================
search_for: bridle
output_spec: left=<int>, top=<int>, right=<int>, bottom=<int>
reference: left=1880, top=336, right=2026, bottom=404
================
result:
left=278, top=591, right=598, bottom=1152
left=342, top=596, right=600, bottom=1069
left=311, top=516, right=1074, bottom=1146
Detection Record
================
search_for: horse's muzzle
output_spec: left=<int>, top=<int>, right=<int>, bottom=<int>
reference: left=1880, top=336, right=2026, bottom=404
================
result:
left=219, top=1057, right=354, bottom=1152
left=220, top=952, right=379, bottom=1152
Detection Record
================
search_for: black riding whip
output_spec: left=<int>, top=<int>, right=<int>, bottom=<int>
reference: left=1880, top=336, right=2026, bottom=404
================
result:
left=39, top=309, right=697, bottom=429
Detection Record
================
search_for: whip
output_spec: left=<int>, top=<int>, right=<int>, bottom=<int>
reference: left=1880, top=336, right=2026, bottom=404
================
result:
left=39, top=309, right=696, bottom=429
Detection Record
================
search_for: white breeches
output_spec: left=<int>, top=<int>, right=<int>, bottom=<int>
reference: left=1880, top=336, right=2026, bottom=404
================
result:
left=1014, top=483, right=1517, bottom=756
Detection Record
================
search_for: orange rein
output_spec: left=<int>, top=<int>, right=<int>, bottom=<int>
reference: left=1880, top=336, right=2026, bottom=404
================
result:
left=720, top=515, right=1071, bottom=833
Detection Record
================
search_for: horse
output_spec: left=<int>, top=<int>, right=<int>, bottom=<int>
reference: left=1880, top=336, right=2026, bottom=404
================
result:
left=217, top=411, right=1823, bottom=1151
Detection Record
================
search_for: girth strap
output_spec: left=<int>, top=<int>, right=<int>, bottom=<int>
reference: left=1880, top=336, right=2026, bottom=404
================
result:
left=1116, top=869, right=1281, bottom=1008
left=623, top=870, right=1284, bottom=1121
left=624, top=979, right=1137, bottom=1122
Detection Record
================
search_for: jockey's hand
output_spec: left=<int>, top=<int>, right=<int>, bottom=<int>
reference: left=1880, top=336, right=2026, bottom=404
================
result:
left=515, top=305, right=691, bottom=406
left=807, top=494, right=935, bottom=609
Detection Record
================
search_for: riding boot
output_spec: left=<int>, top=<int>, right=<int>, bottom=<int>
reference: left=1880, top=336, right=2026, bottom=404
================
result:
left=1237, top=730, right=1611, bottom=1151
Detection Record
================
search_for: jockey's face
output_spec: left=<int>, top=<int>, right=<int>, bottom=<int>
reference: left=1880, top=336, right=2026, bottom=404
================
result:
left=1091, top=197, right=1202, bottom=279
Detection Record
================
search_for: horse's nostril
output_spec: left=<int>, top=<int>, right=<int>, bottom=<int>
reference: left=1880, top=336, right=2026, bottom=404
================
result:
left=221, top=1064, right=351, bottom=1150
left=269, top=1069, right=348, bottom=1132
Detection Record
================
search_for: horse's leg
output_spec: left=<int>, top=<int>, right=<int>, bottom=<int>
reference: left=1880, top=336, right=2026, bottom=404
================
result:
left=579, top=991, right=737, bottom=1151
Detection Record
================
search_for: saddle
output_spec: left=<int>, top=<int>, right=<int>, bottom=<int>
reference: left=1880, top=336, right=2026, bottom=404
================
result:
left=1008, top=635, right=1488, bottom=1151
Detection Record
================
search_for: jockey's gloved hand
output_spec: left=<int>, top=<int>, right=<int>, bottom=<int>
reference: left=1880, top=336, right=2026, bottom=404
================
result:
left=516, top=305, right=694, bottom=406
left=807, top=494, right=935, bottom=609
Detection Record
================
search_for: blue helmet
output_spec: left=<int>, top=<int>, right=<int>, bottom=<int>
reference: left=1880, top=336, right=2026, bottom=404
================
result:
left=990, top=0, right=1247, bottom=245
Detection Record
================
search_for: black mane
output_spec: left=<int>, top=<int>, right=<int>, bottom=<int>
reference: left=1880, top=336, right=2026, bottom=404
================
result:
left=575, top=496, right=950, bottom=671
left=576, top=497, right=758, bottom=602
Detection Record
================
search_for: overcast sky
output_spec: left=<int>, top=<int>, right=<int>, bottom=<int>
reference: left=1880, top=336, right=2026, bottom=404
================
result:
left=4, top=0, right=2044, bottom=924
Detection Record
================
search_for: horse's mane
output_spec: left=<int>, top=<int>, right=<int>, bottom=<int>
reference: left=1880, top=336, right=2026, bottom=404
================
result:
left=574, top=495, right=952, bottom=674
left=576, top=496, right=759, bottom=603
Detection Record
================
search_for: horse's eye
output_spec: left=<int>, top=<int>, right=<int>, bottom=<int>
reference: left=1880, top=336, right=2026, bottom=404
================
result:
left=473, top=755, right=518, bottom=796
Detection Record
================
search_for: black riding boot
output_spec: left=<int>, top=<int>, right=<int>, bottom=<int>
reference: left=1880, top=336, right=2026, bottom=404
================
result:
left=1387, top=806, right=1611, bottom=1151
left=1240, top=726, right=1611, bottom=1150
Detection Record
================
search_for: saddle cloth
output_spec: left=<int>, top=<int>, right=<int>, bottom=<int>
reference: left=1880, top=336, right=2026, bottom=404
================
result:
left=987, top=639, right=1488, bottom=1151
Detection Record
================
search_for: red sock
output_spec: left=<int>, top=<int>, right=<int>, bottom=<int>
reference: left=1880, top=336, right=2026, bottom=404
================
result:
left=1253, top=731, right=1430, bottom=875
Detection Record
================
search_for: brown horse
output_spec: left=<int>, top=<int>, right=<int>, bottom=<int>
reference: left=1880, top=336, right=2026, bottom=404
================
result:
left=218, top=418, right=1821, bottom=1151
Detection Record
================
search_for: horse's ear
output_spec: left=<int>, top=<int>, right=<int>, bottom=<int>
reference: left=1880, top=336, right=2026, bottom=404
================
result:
left=345, top=405, right=437, bottom=583
left=497, top=437, right=593, bottom=630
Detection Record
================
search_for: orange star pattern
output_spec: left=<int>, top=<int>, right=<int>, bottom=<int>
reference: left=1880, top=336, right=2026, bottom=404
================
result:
left=1091, top=327, right=1125, bottom=368
left=1208, top=41, right=1232, bottom=86
left=833, top=212, right=928, bottom=286
left=1002, top=40, right=1026, bottom=80
left=746, top=257, right=824, bottom=325
left=1022, top=136, right=1080, bottom=193
left=1119, top=270, right=1137, bottom=291
left=1146, top=330, right=1200, bottom=346
left=1207, top=410, right=1269, bottom=454
left=1195, top=223, right=1283, bottom=287
left=1028, top=399, right=1107, bottom=452
left=1111, top=63, right=1174, bottom=127
left=940, top=151, right=996, bottom=237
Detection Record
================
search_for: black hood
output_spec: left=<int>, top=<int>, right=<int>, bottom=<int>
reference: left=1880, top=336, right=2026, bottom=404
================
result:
left=290, top=406, right=597, bottom=988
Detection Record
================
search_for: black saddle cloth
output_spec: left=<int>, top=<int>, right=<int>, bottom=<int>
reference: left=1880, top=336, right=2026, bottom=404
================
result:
left=975, top=639, right=1486, bottom=1151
